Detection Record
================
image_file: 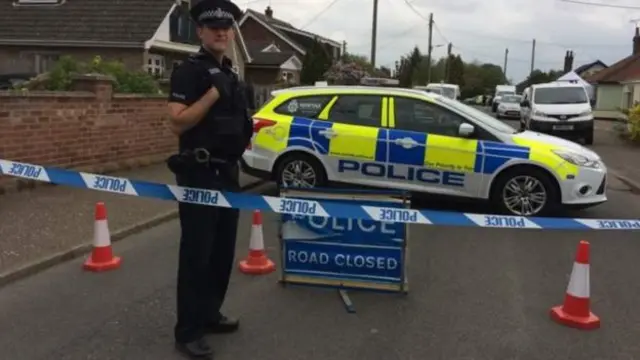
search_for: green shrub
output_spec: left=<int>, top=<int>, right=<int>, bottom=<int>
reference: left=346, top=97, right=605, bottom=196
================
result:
left=39, top=55, right=159, bottom=94
left=626, top=105, right=640, bottom=141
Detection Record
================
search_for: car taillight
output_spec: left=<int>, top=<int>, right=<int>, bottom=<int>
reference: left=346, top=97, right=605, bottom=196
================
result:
left=247, top=118, right=277, bottom=149
left=253, top=118, right=277, bottom=133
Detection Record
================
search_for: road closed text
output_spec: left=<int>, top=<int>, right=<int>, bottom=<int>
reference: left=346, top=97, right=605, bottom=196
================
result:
left=287, top=249, right=399, bottom=271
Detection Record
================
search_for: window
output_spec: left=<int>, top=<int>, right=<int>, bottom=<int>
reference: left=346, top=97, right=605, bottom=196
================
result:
left=281, top=71, right=294, bottom=83
left=533, top=87, right=588, bottom=105
left=328, top=95, right=382, bottom=127
left=145, top=54, right=165, bottom=76
left=394, top=97, right=465, bottom=137
left=27, top=53, right=59, bottom=74
left=274, top=95, right=333, bottom=118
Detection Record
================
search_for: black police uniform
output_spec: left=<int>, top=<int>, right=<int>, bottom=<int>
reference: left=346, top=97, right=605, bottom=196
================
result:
left=167, top=0, right=252, bottom=357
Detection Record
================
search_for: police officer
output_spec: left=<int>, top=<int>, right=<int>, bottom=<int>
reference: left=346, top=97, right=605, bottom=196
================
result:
left=166, top=0, right=252, bottom=358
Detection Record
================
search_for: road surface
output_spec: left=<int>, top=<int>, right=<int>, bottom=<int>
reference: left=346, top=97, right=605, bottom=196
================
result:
left=2, top=189, right=640, bottom=359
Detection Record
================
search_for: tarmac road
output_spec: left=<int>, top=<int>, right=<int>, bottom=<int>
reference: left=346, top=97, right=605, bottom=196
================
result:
left=1, top=207, right=640, bottom=360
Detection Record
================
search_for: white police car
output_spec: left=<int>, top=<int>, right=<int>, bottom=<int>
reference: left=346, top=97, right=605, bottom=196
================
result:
left=241, top=86, right=607, bottom=216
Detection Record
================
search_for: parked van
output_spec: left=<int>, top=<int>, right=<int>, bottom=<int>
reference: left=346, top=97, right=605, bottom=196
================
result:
left=520, top=82, right=595, bottom=144
left=491, top=85, right=516, bottom=112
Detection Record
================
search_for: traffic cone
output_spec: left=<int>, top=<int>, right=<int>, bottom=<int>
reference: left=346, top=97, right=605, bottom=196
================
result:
left=550, top=240, right=600, bottom=330
left=83, top=202, right=121, bottom=272
left=238, top=210, right=276, bottom=275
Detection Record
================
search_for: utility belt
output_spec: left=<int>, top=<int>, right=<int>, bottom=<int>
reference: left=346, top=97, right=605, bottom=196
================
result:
left=166, top=148, right=236, bottom=176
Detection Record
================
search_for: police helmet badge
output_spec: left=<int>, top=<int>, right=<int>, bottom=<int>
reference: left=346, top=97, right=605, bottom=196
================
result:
left=190, top=0, right=243, bottom=28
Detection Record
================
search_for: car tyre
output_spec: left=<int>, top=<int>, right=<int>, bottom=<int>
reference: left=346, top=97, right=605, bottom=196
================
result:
left=274, top=152, right=327, bottom=190
left=490, top=166, right=560, bottom=217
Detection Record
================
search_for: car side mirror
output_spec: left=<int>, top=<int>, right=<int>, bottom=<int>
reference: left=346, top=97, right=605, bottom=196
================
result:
left=458, top=123, right=475, bottom=137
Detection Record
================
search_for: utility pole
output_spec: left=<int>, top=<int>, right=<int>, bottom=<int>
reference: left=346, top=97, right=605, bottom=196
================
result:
left=370, top=0, right=379, bottom=67
left=426, top=12, right=434, bottom=83
left=503, top=48, right=509, bottom=81
left=342, top=40, right=347, bottom=58
left=530, top=39, right=536, bottom=75
left=445, top=42, right=452, bottom=82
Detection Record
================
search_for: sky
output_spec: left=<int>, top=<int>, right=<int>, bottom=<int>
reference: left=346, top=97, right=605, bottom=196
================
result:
left=239, top=0, right=640, bottom=83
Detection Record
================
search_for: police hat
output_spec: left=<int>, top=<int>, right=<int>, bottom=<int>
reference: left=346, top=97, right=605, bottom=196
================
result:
left=190, top=0, right=242, bottom=29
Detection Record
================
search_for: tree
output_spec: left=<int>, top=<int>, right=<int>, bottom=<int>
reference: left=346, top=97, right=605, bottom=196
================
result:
left=516, top=69, right=564, bottom=92
left=449, top=55, right=464, bottom=86
left=324, top=60, right=367, bottom=85
left=300, top=38, right=332, bottom=85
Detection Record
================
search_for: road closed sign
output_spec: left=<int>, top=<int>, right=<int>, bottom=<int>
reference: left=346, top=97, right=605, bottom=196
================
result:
left=279, top=188, right=410, bottom=293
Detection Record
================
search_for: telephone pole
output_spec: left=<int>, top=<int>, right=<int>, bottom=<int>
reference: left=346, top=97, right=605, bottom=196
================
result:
left=426, top=12, right=434, bottom=83
left=503, top=48, right=509, bottom=81
left=530, top=39, right=536, bottom=75
left=370, top=0, right=379, bottom=67
left=445, top=42, right=452, bottom=82
left=342, top=40, right=347, bottom=58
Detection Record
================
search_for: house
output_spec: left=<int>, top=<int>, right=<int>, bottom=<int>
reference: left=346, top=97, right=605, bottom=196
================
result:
left=573, top=60, right=608, bottom=79
left=0, top=0, right=251, bottom=81
left=238, top=6, right=342, bottom=87
left=585, top=27, right=640, bottom=112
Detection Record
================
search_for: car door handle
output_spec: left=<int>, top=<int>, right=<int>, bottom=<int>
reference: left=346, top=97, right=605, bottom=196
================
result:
left=318, top=129, right=337, bottom=138
left=394, top=137, right=418, bottom=149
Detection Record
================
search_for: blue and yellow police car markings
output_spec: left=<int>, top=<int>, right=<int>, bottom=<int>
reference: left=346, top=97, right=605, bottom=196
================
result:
left=328, top=123, right=379, bottom=161
left=387, top=129, right=427, bottom=166
left=286, top=117, right=330, bottom=155
left=375, top=129, right=389, bottom=163
left=476, top=141, right=531, bottom=175
left=424, top=135, right=477, bottom=173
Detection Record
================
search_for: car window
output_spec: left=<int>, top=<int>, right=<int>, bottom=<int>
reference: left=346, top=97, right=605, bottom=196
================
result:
left=393, top=97, right=465, bottom=137
left=533, top=87, right=588, bottom=104
left=274, top=95, right=333, bottom=118
left=328, top=95, right=382, bottom=127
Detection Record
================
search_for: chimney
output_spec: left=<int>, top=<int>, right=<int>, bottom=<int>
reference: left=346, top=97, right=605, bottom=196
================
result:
left=634, top=27, right=640, bottom=55
left=265, top=6, right=273, bottom=18
left=563, top=50, right=574, bottom=72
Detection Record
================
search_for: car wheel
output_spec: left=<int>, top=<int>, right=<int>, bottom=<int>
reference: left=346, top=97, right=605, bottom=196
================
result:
left=584, top=130, right=594, bottom=145
left=274, top=153, right=327, bottom=189
left=490, top=167, right=559, bottom=217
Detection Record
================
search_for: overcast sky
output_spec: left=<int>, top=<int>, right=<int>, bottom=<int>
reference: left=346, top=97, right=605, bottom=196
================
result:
left=241, top=0, right=638, bottom=83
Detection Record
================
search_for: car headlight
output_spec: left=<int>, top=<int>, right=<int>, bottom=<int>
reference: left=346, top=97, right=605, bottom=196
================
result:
left=498, top=104, right=506, bottom=110
left=552, top=149, right=600, bottom=169
left=533, top=110, right=548, bottom=117
left=579, top=110, right=592, bottom=117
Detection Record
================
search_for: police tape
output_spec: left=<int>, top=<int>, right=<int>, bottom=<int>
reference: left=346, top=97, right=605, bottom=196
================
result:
left=1, top=158, right=638, bottom=231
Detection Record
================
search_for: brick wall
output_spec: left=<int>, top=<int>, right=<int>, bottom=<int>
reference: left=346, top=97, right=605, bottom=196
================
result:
left=0, top=74, right=175, bottom=193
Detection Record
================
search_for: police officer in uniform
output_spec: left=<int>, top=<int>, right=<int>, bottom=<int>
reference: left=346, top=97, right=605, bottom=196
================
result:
left=166, top=0, right=252, bottom=358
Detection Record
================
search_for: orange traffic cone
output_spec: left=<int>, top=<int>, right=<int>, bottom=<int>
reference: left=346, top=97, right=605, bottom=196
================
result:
left=550, top=240, right=600, bottom=330
left=83, top=202, right=121, bottom=272
left=238, top=210, right=276, bottom=275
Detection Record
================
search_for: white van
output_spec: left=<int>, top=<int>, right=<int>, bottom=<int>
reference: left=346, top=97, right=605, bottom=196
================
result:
left=492, top=85, right=516, bottom=112
left=422, top=83, right=460, bottom=100
left=520, top=82, right=595, bottom=144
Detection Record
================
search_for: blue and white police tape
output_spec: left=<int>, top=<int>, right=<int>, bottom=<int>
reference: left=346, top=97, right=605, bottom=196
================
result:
left=1, top=158, right=638, bottom=231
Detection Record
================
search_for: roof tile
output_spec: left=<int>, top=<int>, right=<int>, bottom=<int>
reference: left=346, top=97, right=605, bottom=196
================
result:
left=0, top=0, right=173, bottom=43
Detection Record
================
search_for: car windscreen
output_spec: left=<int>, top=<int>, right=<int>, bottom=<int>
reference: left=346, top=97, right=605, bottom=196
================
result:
left=533, top=87, right=588, bottom=104
left=496, top=91, right=514, bottom=97
left=501, top=95, right=521, bottom=103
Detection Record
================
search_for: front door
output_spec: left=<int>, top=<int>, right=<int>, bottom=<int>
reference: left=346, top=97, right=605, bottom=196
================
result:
left=386, top=96, right=484, bottom=198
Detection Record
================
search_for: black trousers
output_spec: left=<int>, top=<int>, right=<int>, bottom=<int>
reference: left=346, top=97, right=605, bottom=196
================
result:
left=174, top=164, right=240, bottom=343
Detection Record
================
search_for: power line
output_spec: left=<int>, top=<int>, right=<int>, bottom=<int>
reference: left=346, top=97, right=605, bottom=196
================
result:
left=432, top=21, right=450, bottom=44
left=559, top=0, right=640, bottom=9
left=401, top=0, right=431, bottom=22
left=299, top=0, right=342, bottom=29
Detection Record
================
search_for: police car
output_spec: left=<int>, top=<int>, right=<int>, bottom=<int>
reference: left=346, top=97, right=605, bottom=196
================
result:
left=241, top=86, right=607, bottom=216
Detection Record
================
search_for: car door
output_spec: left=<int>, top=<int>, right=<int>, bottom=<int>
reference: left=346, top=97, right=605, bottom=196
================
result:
left=320, top=94, right=387, bottom=186
left=386, top=96, right=483, bottom=198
